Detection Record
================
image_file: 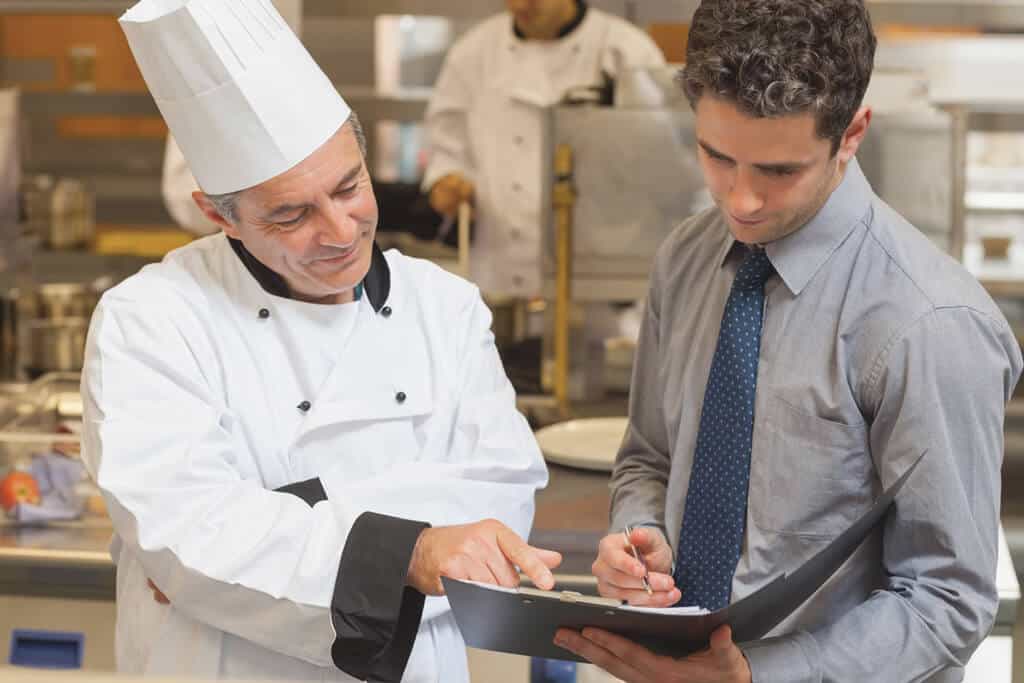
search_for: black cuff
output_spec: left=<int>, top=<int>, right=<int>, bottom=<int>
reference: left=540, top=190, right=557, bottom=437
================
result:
left=274, top=478, right=328, bottom=507
left=330, top=511, right=430, bottom=682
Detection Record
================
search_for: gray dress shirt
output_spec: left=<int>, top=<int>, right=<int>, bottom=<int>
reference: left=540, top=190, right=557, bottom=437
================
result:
left=611, top=160, right=1023, bottom=682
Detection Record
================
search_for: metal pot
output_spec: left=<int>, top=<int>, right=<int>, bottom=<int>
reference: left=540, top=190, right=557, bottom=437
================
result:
left=2, top=278, right=108, bottom=377
left=24, top=317, right=89, bottom=374
left=22, top=175, right=96, bottom=250
left=33, top=282, right=101, bottom=320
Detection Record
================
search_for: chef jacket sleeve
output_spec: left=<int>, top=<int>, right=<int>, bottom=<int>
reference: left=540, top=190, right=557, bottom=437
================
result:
left=81, top=296, right=426, bottom=681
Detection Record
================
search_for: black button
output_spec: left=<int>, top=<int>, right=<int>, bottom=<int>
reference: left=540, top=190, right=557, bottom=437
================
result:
left=395, top=392, right=407, bottom=404
left=381, top=306, right=393, bottom=318
left=258, top=308, right=270, bottom=319
left=297, top=400, right=311, bottom=412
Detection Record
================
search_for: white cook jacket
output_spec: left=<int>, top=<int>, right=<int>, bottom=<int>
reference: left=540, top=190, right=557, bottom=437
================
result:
left=422, top=9, right=665, bottom=297
left=80, top=234, right=548, bottom=681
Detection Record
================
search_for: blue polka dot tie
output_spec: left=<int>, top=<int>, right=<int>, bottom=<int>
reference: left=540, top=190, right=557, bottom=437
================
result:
left=674, top=247, right=774, bottom=610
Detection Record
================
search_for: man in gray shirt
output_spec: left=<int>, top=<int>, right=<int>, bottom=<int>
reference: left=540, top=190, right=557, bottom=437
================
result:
left=554, top=1, right=1023, bottom=681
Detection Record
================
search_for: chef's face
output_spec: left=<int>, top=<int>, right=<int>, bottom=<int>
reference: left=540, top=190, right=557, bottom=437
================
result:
left=506, top=0, right=578, bottom=40
left=201, top=124, right=378, bottom=304
left=693, top=95, right=870, bottom=246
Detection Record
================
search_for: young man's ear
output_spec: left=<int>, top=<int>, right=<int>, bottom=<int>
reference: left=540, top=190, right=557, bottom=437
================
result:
left=836, top=106, right=872, bottom=164
left=192, top=191, right=240, bottom=239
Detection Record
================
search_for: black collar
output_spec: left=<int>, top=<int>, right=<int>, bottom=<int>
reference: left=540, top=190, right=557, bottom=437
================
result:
left=227, top=237, right=391, bottom=313
left=513, top=0, right=587, bottom=40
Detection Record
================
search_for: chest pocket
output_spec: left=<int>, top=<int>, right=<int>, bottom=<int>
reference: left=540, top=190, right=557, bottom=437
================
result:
left=290, top=390, right=434, bottom=486
left=749, top=396, right=875, bottom=538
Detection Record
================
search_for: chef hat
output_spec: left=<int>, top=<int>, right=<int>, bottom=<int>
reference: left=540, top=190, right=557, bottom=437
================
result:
left=120, top=0, right=351, bottom=194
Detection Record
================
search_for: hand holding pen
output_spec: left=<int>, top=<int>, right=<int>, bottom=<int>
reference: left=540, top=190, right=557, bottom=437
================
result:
left=591, top=525, right=681, bottom=607
left=623, top=525, right=653, bottom=595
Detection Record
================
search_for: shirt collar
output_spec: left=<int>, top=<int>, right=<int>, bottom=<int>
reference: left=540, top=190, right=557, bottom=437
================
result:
left=513, top=0, right=587, bottom=40
left=717, top=158, right=874, bottom=296
left=227, top=237, right=391, bottom=312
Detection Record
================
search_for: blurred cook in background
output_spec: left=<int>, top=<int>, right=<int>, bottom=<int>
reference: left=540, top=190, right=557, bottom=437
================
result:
left=422, top=0, right=666, bottom=298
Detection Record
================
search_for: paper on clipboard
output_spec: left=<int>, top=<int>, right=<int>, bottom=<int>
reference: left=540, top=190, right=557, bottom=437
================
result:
left=443, top=450, right=926, bottom=662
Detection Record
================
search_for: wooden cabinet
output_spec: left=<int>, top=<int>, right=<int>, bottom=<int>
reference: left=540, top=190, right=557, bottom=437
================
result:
left=0, top=14, right=146, bottom=93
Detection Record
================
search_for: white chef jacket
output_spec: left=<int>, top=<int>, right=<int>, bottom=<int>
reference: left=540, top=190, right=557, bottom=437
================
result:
left=80, top=234, right=548, bottom=681
left=422, top=5, right=665, bottom=297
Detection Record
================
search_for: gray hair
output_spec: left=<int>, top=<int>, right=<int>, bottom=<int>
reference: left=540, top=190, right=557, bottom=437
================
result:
left=205, top=111, right=367, bottom=223
left=680, top=0, right=877, bottom=154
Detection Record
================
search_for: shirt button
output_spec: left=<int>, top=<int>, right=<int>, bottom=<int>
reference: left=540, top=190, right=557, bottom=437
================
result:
left=509, top=228, right=522, bottom=240
left=258, top=308, right=270, bottom=319
left=512, top=182, right=523, bottom=193
left=381, top=305, right=393, bottom=318
left=395, top=392, right=407, bottom=404
left=514, top=135, right=524, bottom=146
left=297, top=400, right=311, bottom=412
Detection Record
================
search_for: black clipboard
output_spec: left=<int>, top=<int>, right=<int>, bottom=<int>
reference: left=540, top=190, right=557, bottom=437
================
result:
left=444, top=450, right=925, bottom=662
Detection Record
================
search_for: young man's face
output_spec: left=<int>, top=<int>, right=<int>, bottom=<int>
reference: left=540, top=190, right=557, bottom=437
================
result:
left=693, top=95, right=869, bottom=246
left=506, top=0, right=577, bottom=40
left=199, top=124, right=379, bottom=304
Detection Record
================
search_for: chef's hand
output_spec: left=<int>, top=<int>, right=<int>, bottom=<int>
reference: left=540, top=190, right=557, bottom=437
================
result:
left=406, top=519, right=562, bottom=596
left=593, top=526, right=679, bottom=607
left=428, top=173, right=474, bottom=218
left=555, top=624, right=752, bottom=683
left=147, top=578, right=170, bottom=605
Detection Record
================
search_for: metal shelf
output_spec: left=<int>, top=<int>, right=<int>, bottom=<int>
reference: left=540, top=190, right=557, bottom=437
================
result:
left=967, top=191, right=1024, bottom=212
left=8, top=0, right=1024, bottom=32
left=0, top=0, right=132, bottom=12
left=868, top=0, right=1024, bottom=30
left=300, top=0, right=503, bottom=19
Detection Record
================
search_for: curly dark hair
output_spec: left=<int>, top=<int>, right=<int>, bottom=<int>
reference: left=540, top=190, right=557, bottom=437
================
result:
left=680, top=0, right=877, bottom=154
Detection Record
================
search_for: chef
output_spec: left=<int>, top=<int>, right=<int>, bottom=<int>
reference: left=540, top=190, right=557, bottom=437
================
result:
left=423, top=0, right=666, bottom=298
left=80, top=1, right=559, bottom=681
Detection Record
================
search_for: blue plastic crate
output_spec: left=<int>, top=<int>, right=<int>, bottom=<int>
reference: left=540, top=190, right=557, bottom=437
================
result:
left=9, top=629, right=84, bottom=669
left=531, top=657, right=576, bottom=682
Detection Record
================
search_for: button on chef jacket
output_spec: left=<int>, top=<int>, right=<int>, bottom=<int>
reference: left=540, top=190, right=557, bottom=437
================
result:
left=80, top=233, right=548, bottom=682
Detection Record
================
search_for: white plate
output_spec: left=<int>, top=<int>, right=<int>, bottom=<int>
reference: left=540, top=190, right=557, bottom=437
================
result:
left=535, top=417, right=628, bottom=472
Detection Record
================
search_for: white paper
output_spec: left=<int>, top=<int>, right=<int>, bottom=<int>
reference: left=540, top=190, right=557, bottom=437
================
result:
left=617, top=604, right=709, bottom=616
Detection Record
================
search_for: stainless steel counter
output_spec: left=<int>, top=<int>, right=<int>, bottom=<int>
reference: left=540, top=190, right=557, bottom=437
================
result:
left=0, top=461, right=1017, bottom=629
left=0, top=465, right=608, bottom=601
left=0, top=518, right=114, bottom=600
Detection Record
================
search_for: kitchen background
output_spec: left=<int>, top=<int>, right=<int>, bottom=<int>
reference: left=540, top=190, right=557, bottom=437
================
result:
left=1, top=1, right=1024, bottom=680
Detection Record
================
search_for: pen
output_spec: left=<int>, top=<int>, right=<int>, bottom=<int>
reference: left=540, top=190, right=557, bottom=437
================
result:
left=623, top=524, right=653, bottom=595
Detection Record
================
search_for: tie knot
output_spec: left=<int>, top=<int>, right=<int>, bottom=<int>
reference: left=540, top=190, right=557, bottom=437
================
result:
left=733, top=248, right=774, bottom=291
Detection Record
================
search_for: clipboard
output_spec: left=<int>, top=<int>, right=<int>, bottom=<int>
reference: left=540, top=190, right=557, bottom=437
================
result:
left=443, top=450, right=925, bottom=662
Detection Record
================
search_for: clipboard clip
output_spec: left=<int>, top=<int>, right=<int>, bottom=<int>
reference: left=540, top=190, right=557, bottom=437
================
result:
left=519, top=587, right=623, bottom=608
